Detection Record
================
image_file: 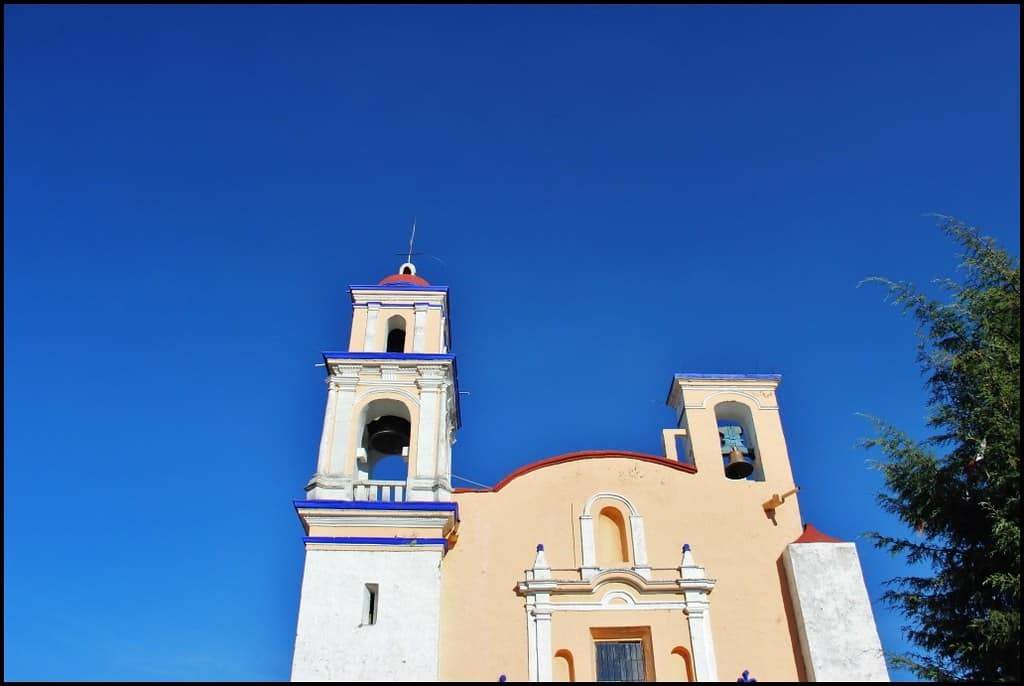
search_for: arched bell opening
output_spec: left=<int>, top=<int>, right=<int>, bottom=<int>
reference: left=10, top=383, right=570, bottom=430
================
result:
left=386, top=315, right=407, bottom=353
left=714, top=401, right=765, bottom=481
left=356, top=398, right=413, bottom=483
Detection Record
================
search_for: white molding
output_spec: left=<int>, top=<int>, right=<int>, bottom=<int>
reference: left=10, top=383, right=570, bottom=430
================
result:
left=692, top=389, right=778, bottom=410
left=547, top=600, right=690, bottom=612
left=520, top=548, right=719, bottom=682
left=301, top=514, right=453, bottom=529
left=582, top=491, right=640, bottom=517
left=303, top=542, right=447, bottom=552
left=350, top=289, right=447, bottom=309
left=353, top=386, right=422, bottom=408
left=363, top=303, right=381, bottom=351
left=579, top=493, right=650, bottom=581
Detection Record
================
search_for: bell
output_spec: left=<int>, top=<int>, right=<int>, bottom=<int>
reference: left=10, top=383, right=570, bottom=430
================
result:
left=724, top=446, right=754, bottom=480
left=366, top=416, right=411, bottom=455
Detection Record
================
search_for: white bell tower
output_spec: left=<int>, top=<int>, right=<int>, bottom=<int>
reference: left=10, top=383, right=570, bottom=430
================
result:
left=290, top=262, right=460, bottom=682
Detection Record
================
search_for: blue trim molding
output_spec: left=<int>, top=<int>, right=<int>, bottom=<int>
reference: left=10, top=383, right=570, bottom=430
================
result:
left=351, top=302, right=444, bottom=309
left=294, top=499, right=460, bottom=521
left=674, top=373, right=782, bottom=381
left=321, top=352, right=455, bottom=362
left=349, top=284, right=449, bottom=293
left=303, top=536, right=449, bottom=551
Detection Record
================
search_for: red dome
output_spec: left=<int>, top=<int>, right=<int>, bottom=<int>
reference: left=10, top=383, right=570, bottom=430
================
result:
left=379, top=272, right=430, bottom=286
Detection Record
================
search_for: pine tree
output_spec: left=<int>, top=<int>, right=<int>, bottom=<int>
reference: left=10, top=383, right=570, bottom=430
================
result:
left=860, top=217, right=1020, bottom=681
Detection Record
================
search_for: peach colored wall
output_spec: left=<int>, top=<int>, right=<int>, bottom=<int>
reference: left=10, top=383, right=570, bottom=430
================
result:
left=440, top=453, right=805, bottom=682
left=552, top=610, right=691, bottom=682
left=425, top=310, right=443, bottom=352
left=346, top=304, right=445, bottom=354
left=348, top=307, right=368, bottom=351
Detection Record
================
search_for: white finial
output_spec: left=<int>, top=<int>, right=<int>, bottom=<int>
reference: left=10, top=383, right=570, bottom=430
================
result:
left=680, top=543, right=695, bottom=568
left=679, top=543, right=704, bottom=580
left=532, top=543, right=551, bottom=580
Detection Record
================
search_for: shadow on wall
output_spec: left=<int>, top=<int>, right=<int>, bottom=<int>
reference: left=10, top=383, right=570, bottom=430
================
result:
left=776, top=554, right=808, bottom=682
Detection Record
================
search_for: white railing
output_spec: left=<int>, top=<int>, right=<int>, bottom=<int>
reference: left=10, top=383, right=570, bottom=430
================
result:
left=353, top=480, right=407, bottom=502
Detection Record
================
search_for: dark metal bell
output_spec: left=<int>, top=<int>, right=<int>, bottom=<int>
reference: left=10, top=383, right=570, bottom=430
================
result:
left=367, top=416, right=411, bottom=455
left=724, top=447, right=754, bottom=479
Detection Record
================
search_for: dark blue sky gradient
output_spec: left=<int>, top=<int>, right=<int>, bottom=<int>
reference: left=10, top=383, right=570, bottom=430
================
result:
left=4, top=5, right=1019, bottom=681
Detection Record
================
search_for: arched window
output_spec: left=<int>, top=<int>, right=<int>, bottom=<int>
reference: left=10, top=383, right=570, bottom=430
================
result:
left=597, top=506, right=630, bottom=567
left=386, top=315, right=407, bottom=353
left=671, top=647, right=694, bottom=681
left=714, top=401, right=764, bottom=481
left=553, top=649, right=576, bottom=682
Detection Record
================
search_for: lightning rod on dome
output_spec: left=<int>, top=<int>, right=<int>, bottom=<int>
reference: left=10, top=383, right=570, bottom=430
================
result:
left=407, top=217, right=417, bottom=265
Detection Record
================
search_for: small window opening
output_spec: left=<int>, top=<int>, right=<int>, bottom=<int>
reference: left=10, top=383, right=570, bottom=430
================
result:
left=401, top=265, right=413, bottom=275
left=363, top=583, right=379, bottom=625
left=386, top=328, right=406, bottom=352
left=386, top=315, right=407, bottom=353
left=674, top=434, right=694, bottom=466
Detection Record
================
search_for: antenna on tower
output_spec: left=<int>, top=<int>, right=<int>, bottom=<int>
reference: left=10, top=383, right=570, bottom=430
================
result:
left=407, top=217, right=417, bottom=264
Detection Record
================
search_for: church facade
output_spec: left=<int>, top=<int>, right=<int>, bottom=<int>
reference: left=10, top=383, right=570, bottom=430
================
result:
left=289, top=263, right=889, bottom=682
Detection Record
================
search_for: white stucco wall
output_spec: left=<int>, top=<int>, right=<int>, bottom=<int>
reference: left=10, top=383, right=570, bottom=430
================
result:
left=783, top=542, right=889, bottom=682
left=291, top=548, right=443, bottom=682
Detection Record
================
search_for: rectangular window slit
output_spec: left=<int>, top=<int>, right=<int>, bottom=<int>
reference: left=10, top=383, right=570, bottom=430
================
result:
left=363, top=583, right=379, bottom=626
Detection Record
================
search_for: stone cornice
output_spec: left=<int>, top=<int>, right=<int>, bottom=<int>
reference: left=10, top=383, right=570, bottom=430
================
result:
left=517, top=569, right=715, bottom=598
left=294, top=500, right=459, bottom=537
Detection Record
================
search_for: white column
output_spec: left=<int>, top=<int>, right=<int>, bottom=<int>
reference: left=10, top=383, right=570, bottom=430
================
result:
left=680, top=545, right=718, bottom=682
left=580, top=515, right=597, bottom=579
left=534, top=607, right=553, bottom=682
left=363, top=303, right=380, bottom=351
left=410, top=366, right=444, bottom=500
left=435, top=382, right=453, bottom=500
left=315, top=377, right=340, bottom=475
left=326, top=368, right=360, bottom=476
left=685, top=602, right=718, bottom=682
left=783, top=542, right=889, bottom=681
left=413, top=304, right=428, bottom=352
left=526, top=596, right=538, bottom=682
left=629, top=515, right=651, bottom=579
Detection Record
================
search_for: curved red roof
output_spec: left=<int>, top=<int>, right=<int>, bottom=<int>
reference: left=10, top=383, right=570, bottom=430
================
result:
left=453, top=450, right=698, bottom=494
left=379, top=273, right=431, bottom=286
left=792, top=523, right=844, bottom=544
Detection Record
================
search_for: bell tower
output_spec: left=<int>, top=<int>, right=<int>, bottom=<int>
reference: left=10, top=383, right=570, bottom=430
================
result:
left=305, top=260, right=458, bottom=502
left=290, top=262, right=460, bottom=682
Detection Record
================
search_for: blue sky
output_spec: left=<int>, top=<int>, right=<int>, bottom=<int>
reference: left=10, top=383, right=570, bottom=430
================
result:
left=4, top=4, right=1019, bottom=681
